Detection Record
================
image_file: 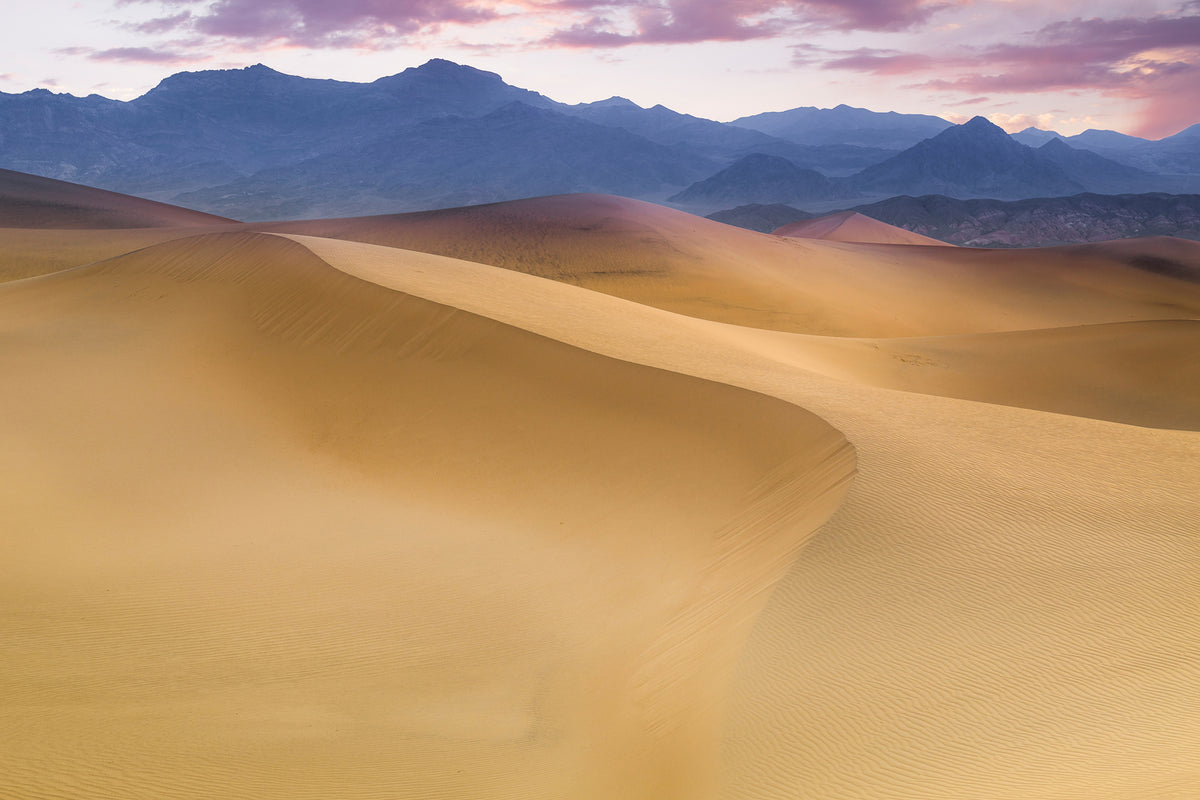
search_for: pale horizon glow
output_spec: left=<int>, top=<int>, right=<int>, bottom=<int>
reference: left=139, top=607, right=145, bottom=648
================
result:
left=2, top=0, right=1197, bottom=138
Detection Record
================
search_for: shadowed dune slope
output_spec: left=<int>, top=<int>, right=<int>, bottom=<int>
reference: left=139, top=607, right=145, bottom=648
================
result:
left=259, top=194, right=1200, bottom=336
left=774, top=209, right=954, bottom=246
left=0, top=167, right=235, bottom=229
left=285, top=232, right=1200, bottom=800
left=0, top=231, right=853, bottom=800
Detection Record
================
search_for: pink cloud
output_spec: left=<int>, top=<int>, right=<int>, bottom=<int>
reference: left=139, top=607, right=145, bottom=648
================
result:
left=817, top=7, right=1200, bottom=138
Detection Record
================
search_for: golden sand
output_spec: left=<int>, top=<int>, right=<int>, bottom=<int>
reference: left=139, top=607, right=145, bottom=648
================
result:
left=2, top=187, right=1198, bottom=800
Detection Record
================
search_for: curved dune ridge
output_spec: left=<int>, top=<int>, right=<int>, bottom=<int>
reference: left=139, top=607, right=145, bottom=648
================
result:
left=773, top=209, right=954, bottom=246
left=284, top=231, right=1200, bottom=800
left=3, top=180, right=1200, bottom=800
left=0, top=231, right=853, bottom=800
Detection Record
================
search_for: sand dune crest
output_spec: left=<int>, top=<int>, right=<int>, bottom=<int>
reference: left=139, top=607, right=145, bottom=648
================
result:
left=0, top=230, right=853, bottom=800
left=278, top=228, right=1200, bottom=800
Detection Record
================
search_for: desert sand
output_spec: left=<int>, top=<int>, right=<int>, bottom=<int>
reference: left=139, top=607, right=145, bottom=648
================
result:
left=2, top=185, right=1198, bottom=800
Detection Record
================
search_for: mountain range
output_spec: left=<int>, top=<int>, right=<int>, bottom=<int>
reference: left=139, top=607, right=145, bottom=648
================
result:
left=1013, top=124, right=1200, bottom=176
left=708, top=193, right=1200, bottom=247
left=671, top=116, right=1187, bottom=212
left=1, top=59, right=1198, bottom=220
left=731, top=104, right=952, bottom=149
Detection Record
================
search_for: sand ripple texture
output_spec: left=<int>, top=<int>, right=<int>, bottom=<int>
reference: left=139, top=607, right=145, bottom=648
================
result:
left=3, top=191, right=1200, bottom=800
left=1, top=230, right=852, bottom=799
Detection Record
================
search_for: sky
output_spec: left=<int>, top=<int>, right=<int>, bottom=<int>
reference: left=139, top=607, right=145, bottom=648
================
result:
left=1, top=0, right=1198, bottom=139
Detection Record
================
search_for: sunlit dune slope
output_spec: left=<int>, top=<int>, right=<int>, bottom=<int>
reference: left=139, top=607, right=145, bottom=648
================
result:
left=719, top=384, right=1200, bottom=800
left=0, top=231, right=853, bottom=800
left=288, top=232, right=1200, bottom=800
left=259, top=194, right=1200, bottom=336
left=0, top=167, right=234, bottom=229
left=774, top=209, right=954, bottom=246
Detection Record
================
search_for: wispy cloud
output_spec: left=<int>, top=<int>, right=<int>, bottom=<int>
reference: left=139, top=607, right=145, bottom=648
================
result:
left=57, top=44, right=196, bottom=65
left=91, top=46, right=195, bottom=63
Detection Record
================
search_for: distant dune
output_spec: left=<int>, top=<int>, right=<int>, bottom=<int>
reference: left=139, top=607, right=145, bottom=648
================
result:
left=0, top=167, right=234, bottom=229
left=0, top=167, right=237, bottom=282
left=774, top=209, right=953, bottom=246
left=3, top=181, right=1199, bottom=800
left=260, top=194, right=1200, bottom=337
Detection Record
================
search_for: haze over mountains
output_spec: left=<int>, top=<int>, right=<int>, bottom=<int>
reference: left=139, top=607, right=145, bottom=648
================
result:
left=2, top=58, right=1199, bottom=227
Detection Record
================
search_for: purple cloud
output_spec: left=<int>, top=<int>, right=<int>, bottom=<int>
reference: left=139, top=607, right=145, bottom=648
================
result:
left=128, top=12, right=194, bottom=35
left=115, top=0, right=503, bottom=46
left=89, top=47, right=193, bottom=63
left=114, top=0, right=955, bottom=49
left=546, top=0, right=955, bottom=47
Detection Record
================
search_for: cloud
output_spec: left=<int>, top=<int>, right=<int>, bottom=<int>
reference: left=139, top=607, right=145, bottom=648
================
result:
left=820, top=47, right=935, bottom=74
left=545, top=0, right=960, bottom=47
left=89, top=46, right=194, bottom=63
left=986, top=111, right=1064, bottom=133
left=115, top=0, right=504, bottom=47
left=128, top=12, right=194, bottom=35
left=815, top=6, right=1200, bottom=138
left=113, top=0, right=959, bottom=50
left=56, top=45, right=194, bottom=64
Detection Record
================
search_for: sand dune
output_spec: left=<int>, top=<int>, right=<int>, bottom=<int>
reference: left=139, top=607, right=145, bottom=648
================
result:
left=260, top=194, right=1200, bottom=337
left=0, top=226, right=240, bottom=282
left=286, top=230, right=1200, bottom=800
left=774, top=209, right=954, bottom=246
left=0, top=167, right=234, bottom=229
left=4, top=185, right=1199, bottom=800
left=0, top=167, right=238, bottom=283
left=753, top=319, right=1200, bottom=429
left=0, top=231, right=852, bottom=800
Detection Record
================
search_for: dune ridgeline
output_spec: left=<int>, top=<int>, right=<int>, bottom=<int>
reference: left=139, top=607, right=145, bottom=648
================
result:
left=2, top=172, right=1198, bottom=800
